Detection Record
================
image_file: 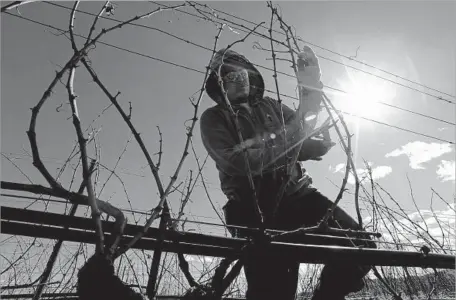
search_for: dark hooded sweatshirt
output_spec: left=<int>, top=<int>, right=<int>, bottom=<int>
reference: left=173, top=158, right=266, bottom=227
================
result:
left=200, top=49, right=319, bottom=211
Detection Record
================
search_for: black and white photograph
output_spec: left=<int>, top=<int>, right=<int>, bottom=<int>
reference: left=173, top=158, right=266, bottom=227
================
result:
left=1, top=1, right=455, bottom=299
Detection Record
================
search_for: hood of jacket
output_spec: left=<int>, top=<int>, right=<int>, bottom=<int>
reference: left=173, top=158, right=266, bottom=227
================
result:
left=205, top=48, right=265, bottom=106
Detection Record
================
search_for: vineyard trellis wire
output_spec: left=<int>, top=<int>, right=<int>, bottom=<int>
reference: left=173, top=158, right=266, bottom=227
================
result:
left=2, top=9, right=455, bottom=144
left=1, top=1, right=455, bottom=300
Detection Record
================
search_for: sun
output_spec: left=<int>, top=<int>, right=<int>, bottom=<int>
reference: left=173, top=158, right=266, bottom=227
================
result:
left=335, top=71, right=396, bottom=120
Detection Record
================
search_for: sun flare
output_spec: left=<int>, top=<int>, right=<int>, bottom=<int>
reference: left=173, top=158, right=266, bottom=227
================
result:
left=335, top=71, right=396, bottom=120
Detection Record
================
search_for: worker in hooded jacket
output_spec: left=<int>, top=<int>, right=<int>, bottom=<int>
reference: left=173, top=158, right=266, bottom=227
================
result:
left=200, top=46, right=376, bottom=300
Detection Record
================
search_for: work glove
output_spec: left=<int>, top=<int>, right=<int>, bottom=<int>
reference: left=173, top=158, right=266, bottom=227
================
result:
left=297, top=45, right=322, bottom=92
left=296, top=46, right=324, bottom=120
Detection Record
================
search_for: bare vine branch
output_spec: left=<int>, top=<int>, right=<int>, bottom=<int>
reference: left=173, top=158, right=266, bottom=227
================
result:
left=114, top=19, right=222, bottom=257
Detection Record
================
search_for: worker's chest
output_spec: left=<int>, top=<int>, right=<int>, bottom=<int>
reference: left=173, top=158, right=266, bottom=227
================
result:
left=228, top=103, right=284, bottom=143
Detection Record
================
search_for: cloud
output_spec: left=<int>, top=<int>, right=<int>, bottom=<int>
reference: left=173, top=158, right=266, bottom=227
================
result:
left=372, top=205, right=455, bottom=252
left=332, top=163, right=345, bottom=173
left=436, top=160, right=455, bottom=182
left=385, top=141, right=453, bottom=169
left=202, top=256, right=214, bottom=263
left=366, top=165, right=392, bottom=180
left=183, top=255, right=215, bottom=264
left=333, top=164, right=392, bottom=185
left=183, top=254, right=196, bottom=261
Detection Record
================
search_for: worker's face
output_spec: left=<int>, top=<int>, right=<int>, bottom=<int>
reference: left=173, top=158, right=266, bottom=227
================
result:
left=221, top=65, right=250, bottom=104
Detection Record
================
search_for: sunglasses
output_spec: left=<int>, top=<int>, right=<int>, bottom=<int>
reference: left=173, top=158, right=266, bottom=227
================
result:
left=222, top=69, right=249, bottom=86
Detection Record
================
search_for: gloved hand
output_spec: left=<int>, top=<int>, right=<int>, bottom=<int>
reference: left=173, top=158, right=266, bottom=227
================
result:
left=78, top=253, right=144, bottom=300
left=299, top=138, right=335, bottom=161
left=297, top=46, right=324, bottom=117
left=297, top=45, right=322, bottom=91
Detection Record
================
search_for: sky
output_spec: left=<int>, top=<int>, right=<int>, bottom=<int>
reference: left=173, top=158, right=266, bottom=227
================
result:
left=1, top=0, right=455, bottom=262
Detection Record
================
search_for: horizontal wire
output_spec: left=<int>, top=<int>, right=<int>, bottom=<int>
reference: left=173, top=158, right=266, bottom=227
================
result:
left=2, top=154, right=455, bottom=222
left=333, top=108, right=454, bottom=144
left=0, top=193, right=220, bottom=221
left=2, top=12, right=454, bottom=145
left=3, top=180, right=455, bottom=219
left=152, top=1, right=455, bottom=104
left=323, top=85, right=455, bottom=126
left=0, top=193, right=417, bottom=224
left=2, top=154, right=455, bottom=220
left=0, top=152, right=152, bottom=180
left=42, top=1, right=456, bottom=123
left=42, top=2, right=214, bottom=51
left=278, top=90, right=454, bottom=144
left=188, top=1, right=456, bottom=99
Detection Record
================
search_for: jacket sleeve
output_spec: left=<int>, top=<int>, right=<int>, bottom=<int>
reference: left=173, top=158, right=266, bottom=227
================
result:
left=200, top=109, right=295, bottom=176
left=273, top=99, right=328, bottom=161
